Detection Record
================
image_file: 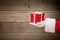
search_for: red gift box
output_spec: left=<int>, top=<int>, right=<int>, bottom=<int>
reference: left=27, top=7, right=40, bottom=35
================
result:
left=30, top=11, right=45, bottom=25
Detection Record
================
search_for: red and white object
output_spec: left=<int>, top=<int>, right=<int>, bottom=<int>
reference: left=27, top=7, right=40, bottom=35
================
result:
left=45, top=18, right=60, bottom=33
left=30, top=11, right=45, bottom=26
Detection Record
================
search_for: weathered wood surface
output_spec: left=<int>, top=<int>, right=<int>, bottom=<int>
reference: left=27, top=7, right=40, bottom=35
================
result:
left=0, top=22, right=60, bottom=40
left=0, top=11, right=60, bottom=22
left=0, top=0, right=60, bottom=40
left=0, top=0, right=59, bottom=11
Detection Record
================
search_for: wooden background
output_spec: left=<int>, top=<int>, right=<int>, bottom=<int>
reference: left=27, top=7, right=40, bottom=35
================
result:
left=0, top=0, right=60, bottom=40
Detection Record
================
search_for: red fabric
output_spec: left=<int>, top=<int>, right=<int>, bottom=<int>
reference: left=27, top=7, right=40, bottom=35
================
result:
left=35, top=14, right=41, bottom=24
left=30, top=13, right=34, bottom=23
left=55, top=20, right=60, bottom=33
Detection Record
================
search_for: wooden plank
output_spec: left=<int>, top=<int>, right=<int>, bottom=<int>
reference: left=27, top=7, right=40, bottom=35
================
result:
left=0, top=0, right=59, bottom=11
